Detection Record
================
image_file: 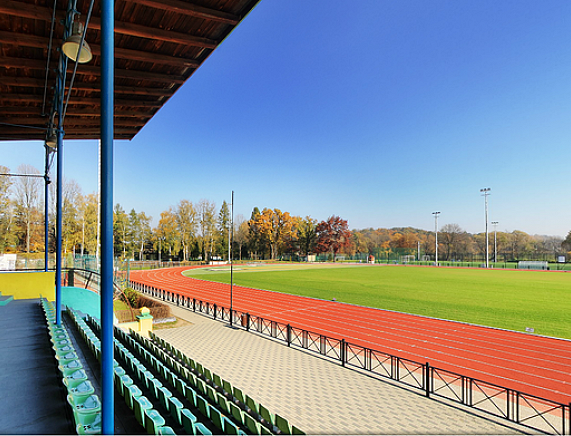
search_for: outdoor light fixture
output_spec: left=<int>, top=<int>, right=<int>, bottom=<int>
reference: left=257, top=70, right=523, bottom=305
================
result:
left=45, top=134, right=57, bottom=151
left=62, top=21, right=93, bottom=63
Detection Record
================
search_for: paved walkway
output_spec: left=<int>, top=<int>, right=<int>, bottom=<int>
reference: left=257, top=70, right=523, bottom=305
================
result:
left=154, top=302, right=534, bottom=435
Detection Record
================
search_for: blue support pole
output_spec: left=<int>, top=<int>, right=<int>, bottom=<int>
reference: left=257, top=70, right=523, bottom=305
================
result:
left=100, top=0, right=114, bottom=431
left=55, top=128, right=63, bottom=325
left=44, top=147, right=50, bottom=272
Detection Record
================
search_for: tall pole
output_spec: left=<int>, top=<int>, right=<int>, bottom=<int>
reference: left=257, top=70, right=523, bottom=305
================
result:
left=230, top=191, right=234, bottom=326
left=432, top=212, right=440, bottom=266
left=480, top=188, right=491, bottom=268
left=44, top=146, right=51, bottom=272
left=492, top=221, right=498, bottom=264
left=100, top=0, right=115, bottom=431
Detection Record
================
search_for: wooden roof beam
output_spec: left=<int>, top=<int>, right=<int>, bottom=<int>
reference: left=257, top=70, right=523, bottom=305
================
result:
left=1, top=0, right=219, bottom=48
left=2, top=117, right=147, bottom=127
left=0, top=31, right=201, bottom=68
left=0, top=77, right=176, bottom=97
left=1, top=57, right=187, bottom=84
left=121, top=0, right=240, bottom=25
left=0, top=106, right=151, bottom=117
left=0, top=94, right=163, bottom=107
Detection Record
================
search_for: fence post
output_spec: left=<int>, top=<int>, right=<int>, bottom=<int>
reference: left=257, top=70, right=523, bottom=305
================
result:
left=425, top=362, right=430, bottom=398
left=341, top=339, right=346, bottom=367
left=213, top=304, right=217, bottom=320
left=246, top=313, right=250, bottom=331
left=287, top=324, right=291, bottom=347
left=193, top=298, right=196, bottom=312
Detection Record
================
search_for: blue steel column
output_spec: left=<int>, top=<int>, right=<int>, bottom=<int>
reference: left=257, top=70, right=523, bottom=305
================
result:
left=100, top=0, right=114, bottom=431
left=44, top=146, right=50, bottom=272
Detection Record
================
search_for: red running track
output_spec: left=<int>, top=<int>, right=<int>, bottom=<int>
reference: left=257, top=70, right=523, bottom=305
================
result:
left=130, top=266, right=571, bottom=405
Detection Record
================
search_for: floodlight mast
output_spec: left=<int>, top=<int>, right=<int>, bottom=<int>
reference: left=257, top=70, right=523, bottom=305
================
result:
left=432, top=212, right=440, bottom=266
left=480, top=188, right=491, bottom=268
left=492, top=221, right=498, bottom=263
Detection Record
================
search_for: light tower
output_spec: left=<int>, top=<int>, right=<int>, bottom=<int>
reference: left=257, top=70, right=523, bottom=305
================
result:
left=492, top=221, right=498, bottom=264
left=432, top=212, right=440, bottom=266
left=480, top=188, right=491, bottom=268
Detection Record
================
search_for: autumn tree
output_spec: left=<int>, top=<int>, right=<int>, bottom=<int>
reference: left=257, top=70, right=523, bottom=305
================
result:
left=315, top=215, right=352, bottom=260
left=0, top=167, right=15, bottom=253
left=13, top=164, right=43, bottom=253
left=249, top=208, right=296, bottom=260
left=297, top=216, right=317, bottom=257
left=176, top=200, right=196, bottom=261
left=155, top=208, right=179, bottom=260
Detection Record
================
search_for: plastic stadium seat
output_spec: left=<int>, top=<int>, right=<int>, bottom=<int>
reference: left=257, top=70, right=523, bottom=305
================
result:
left=243, top=413, right=261, bottom=434
left=158, top=426, right=176, bottom=435
left=185, top=386, right=197, bottom=408
left=66, top=394, right=102, bottom=417
left=216, top=393, right=230, bottom=414
left=175, top=377, right=187, bottom=397
left=196, top=395, right=210, bottom=419
left=157, top=386, right=173, bottom=411
left=63, top=369, right=89, bottom=384
left=133, top=396, right=154, bottom=426
left=275, top=414, right=292, bottom=435
left=75, top=412, right=102, bottom=435
left=259, top=404, right=275, bottom=426
left=209, top=407, right=225, bottom=432
left=291, top=424, right=306, bottom=434
left=222, top=380, right=233, bottom=397
left=193, top=422, right=213, bottom=435
left=150, top=378, right=164, bottom=399
left=63, top=379, right=95, bottom=396
left=125, top=384, right=143, bottom=410
left=228, top=403, right=244, bottom=425
left=205, top=385, right=217, bottom=403
left=245, top=395, right=259, bottom=414
left=144, top=408, right=166, bottom=435
left=232, top=387, right=245, bottom=405
left=181, top=408, right=198, bottom=434
left=167, top=395, right=184, bottom=425
left=222, top=416, right=241, bottom=435
left=58, top=359, right=83, bottom=374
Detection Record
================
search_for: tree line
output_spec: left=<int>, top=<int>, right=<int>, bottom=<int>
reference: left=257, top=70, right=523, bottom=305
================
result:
left=1, top=164, right=569, bottom=262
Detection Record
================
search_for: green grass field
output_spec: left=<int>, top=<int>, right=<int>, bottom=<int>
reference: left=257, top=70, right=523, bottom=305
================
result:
left=184, top=264, right=571, bottom=339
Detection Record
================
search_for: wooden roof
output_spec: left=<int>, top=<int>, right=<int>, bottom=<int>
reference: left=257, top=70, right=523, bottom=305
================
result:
left=0, top=0, right=261, bottom=141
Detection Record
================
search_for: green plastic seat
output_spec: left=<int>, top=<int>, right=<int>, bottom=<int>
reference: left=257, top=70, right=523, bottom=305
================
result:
left=205, top=385, right=217, bottom=403
left=244, top=413, right=261, bottom=434
left=181, top=408, right=197, bottom=434
left=222, top=380, right=233, bottom=397
left=118, top=374, right=134, bottom=398
left=67, top=394, right=102, bottom=417
left=64, top=379, right=95, bottom=396
left=223, top=417, right=241, bottom=435
left=232, top=387, right=245, bottom=405
left=196, top=395, right=210, bottom=419
left=167, top=395, right=184, bottom=425
left=291, top=424, right=306, bottom=434
left=245, top=395, right=259, bottom=414
left=185, top=386, right=197, bottom=408
left=58, top=359, right=83, bottom=374
left=216, top=393, right=230, bottom=414
left=75, top=412, right=102, bottom=435
left=210, top=407, right=225, bottom=432
left=150, top=378, right=164, bottom=399
left=229, top=403, right=244, bottom=426
left=157, top=386, right=173, bottom=411
left=125, top=384, right=143, bottom=410
left=63, top=369, right=89, bottom=384
left=157, top=426, right=176, bottom=435
left=175, top=377, right=187, bottom=397
left=133, top=395, right=153, bottom=426
left=259, top=404, right=275, bottom=426
left=144, top=408, right=166, bottom=435
left=275, top=414, right=292, bottom=435
left=193, top=422, right=213, bottom=436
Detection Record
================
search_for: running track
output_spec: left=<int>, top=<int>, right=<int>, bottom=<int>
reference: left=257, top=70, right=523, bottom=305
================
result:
left=130, top=266, right=571, bottom=405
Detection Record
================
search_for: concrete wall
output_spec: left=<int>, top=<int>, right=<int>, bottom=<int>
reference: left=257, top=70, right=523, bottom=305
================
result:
left=0, top=271, right=55, bottom=300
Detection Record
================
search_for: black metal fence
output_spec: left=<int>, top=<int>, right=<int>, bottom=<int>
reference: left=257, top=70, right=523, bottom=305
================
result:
left=129, top=280, right=570, bottom=435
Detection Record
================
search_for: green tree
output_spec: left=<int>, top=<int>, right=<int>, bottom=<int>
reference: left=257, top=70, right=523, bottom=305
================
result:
left=298, top=216, right=317, bottom=257
left=0, top=166, right=15, bottom=253
left=13, top=164, right=43, bottom=253
left=217, top=201, right=230, bottom=259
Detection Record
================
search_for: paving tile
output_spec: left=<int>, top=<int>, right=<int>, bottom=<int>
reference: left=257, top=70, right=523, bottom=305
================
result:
left=154, top=303, right=536, bottom=435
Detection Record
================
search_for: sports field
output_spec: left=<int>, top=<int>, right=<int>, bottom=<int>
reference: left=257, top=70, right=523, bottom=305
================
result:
left=184, top=263, right=571, bottom=339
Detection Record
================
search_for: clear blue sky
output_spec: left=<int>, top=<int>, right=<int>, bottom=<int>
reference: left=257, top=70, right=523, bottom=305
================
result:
left=3, top=0, right=571, bottom=236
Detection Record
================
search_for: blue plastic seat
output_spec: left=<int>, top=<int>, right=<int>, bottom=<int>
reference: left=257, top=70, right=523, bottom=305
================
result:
left=193, top=422, right=213, bottom=435
left=167, top=395, right=184, bottom=425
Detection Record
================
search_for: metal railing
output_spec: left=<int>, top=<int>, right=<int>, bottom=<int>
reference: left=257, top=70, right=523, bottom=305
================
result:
left=130, top=280, right=570, bottom=435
